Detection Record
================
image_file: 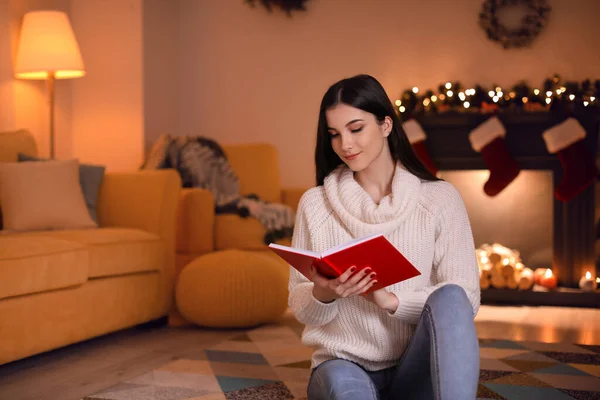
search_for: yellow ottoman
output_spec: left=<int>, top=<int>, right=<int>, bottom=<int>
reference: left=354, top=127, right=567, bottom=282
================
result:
left=175, top=249, right=289, bottom=328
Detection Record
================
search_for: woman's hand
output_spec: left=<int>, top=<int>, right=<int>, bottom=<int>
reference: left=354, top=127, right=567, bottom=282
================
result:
left=310, top=264, right=377, bottom=304
left=364, top=289, right=399, bottom=313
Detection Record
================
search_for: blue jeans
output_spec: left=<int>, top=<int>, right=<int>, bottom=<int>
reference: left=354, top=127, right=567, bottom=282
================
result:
left=307, top=284, right=480, bottom=400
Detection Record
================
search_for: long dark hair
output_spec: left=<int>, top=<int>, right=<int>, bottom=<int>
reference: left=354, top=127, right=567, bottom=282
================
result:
left=315, top=74, right=440, bottom=186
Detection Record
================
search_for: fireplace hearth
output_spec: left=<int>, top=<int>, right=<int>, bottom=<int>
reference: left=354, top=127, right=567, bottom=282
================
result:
left=415, top=110, right=599, bottom=307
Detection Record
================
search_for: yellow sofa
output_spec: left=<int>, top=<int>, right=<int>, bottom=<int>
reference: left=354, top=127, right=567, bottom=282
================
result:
left=0, top=130, right=181, bottom=365
left=175, top=143, right=307, bottom=270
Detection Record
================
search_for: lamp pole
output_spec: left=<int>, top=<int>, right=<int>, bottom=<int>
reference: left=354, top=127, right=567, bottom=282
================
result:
left=47, top=71, right=55, bottom=159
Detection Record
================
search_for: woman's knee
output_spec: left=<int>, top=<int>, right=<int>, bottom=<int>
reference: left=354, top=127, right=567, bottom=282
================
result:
left=308, top=359, right=378, bottom=400
left=426, top=284, right=472, bottom=317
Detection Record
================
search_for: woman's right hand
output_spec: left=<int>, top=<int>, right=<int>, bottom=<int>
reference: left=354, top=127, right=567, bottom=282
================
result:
left=310, top=264, right=378, bottom=303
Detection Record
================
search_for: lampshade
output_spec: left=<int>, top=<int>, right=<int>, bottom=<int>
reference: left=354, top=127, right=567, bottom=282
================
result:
left=15, top=10, right=85, bottom=80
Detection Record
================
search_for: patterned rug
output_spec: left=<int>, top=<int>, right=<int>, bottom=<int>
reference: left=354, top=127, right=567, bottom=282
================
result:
left=83, top=323, right=600, bottom=400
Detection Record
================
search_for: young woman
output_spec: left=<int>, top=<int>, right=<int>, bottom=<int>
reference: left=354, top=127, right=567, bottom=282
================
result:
left=288, top=74, right=481, bottom=399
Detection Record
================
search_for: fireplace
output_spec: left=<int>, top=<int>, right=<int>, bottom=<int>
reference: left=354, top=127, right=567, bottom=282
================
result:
left=415, top=110, right=599, bottom=307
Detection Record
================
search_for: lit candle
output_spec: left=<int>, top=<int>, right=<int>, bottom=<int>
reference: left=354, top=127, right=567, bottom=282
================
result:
left=579, top=271, right=598, bottom=292
left=534, top=268, right=547, bottom=285
left=539, top=268, right=557, bottom=290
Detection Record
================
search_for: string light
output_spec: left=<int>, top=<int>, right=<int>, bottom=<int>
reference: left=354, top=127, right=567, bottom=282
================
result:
left=396, top=75, right=599, bottom=118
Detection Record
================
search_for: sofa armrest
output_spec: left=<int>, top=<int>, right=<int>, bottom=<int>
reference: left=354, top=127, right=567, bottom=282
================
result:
left=281, top=187, right=308, bottom=211
left=176, top=188, right=215, bottom=255
left=96, top=169, right=181, bottom=319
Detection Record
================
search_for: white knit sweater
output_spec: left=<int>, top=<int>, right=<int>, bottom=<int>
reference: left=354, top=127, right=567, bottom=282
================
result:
left=288, top=163, right=480, bottom=371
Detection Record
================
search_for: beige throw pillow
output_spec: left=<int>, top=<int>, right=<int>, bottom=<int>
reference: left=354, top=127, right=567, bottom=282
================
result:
left=0, top=159, right=97, bottom=232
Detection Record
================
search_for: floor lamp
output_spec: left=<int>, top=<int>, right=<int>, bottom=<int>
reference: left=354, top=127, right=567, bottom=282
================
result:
left=14, top=10, right=85, bottom=159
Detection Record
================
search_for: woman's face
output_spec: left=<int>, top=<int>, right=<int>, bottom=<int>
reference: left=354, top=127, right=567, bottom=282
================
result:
left=325, top=103, right=392, bottom=172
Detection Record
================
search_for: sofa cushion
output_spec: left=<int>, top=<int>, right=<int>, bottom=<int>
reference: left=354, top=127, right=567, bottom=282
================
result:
left=223, top=144, right=281, bottom=203
left=18, top=153, right=106, bottom=223
left=16, top=228, right=164, bottom=278
left=215, top=215, right=292, bottom=251
left=0, top=159, right=97, bottom=232
left=0, top=236, right=88, bottom=300
left=215, top=214, right=267, bottom=251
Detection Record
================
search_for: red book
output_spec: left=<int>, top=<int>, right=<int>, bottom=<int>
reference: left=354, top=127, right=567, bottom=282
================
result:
left=268, top=233, right=421, bottom=294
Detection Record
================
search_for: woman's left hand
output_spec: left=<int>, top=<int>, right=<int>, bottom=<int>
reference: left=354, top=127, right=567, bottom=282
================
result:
left=364, top=289, right=399, bottom=313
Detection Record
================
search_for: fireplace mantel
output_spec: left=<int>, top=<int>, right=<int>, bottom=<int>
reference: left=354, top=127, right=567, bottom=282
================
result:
left=414, top=110, right=599, bottom=288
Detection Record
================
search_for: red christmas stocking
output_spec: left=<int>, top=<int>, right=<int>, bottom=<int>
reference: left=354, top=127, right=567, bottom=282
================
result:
left=402, top=119, right=438, bottom=176
left=469, top=116, right=520, bottom=196
left=543, top=118, right=597, bottom=202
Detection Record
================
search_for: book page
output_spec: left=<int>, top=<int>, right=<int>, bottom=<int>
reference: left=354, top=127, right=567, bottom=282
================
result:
left=321, top=233, right=383, bottom=258
left=268, top=243, right=321, bottom=258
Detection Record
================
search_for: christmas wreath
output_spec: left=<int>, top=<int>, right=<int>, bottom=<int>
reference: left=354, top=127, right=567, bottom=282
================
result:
left=479, top=0, right=551, bottom=49
left=245, top=0, right=309, bottom=16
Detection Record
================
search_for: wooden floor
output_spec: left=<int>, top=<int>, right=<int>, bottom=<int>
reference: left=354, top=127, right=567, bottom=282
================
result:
left=475, top=305, right=600, bottom=344
left=0, top=305, right=599, bottom=400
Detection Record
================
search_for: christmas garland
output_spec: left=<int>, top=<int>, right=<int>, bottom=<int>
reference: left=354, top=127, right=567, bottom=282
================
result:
left=245, top=0, right=309, bottom=16
left=479, top=0, right=551, bottom=49
left=396, top=74, right=599, bottom=121
left=401, top=76, right=598, bottom=204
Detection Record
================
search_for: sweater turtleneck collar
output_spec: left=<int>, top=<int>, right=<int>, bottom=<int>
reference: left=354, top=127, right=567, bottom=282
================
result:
left=323, top=162, right=422, bottom=237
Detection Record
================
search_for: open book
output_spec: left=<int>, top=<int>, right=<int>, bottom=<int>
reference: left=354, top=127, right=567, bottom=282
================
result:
left=268, top=233, right=421, bottom=294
